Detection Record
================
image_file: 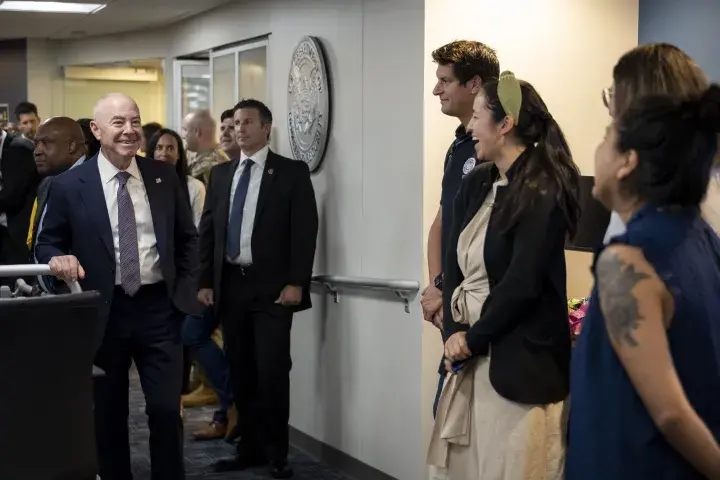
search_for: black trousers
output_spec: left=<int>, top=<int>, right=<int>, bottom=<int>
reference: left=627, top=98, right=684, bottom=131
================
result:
left=93, top=283, right=185, bottom=480
left=220, top=264, right=293, bottom=463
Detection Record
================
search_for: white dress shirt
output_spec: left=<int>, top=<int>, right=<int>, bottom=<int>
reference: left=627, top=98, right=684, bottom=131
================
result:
left=187, top=175, right=206, bottom=229
left=97, top=151, right=163, bottom=285
left=227, top=145, right=267, bottom=265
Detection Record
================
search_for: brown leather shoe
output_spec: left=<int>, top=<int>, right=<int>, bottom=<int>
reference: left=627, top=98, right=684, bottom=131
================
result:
left=192, top=421, right=227, bottom=441
left=182, top=384, right=218, bottom=408
left=224, top=404, right=239, bottom=442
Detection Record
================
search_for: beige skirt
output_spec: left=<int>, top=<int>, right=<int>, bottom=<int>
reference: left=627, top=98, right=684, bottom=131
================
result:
left=428, top=355, right=565, bottom=480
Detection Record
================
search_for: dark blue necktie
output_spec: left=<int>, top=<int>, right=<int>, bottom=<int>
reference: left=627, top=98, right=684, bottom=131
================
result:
left=226, top=159, right=254, bottom=259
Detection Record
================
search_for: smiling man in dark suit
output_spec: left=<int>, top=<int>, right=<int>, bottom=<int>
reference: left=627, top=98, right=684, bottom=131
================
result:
left=35, top=93, right=197, bottom=480
left=198, top=98, right=318, bottom=478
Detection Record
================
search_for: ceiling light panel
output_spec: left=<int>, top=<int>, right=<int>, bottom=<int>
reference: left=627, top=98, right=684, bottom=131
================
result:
left=0, top=1, right=106, bottom=14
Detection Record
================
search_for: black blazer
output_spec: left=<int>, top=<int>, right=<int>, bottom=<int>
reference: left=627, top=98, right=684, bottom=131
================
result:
left=0, top=132, right=39, bottom=257
left=35, top=155, right=198, bottom=343
left=443, top=158, right=571, bottom=405
left=199, top=150, right=318, bottom=312
left=30, top=157, right=88, bottom=254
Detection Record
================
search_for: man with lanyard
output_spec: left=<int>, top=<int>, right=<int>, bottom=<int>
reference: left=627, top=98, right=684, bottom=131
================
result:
left=27, top=117, right=87, bottom=253
left=29, top=118, right=87, bottom=294
left=421, top=40, right=499, bottom=418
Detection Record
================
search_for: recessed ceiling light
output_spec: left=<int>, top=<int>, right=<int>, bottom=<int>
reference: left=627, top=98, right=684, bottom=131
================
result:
left=0, top=1, right=106, bottom=14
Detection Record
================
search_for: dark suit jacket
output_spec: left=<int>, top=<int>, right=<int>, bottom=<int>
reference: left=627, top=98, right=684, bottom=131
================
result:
left=0, top=132, right=40, bottom=259
left=35, top=154, right=198, bottom=341
left=443, top=158, right=571, bottom=405
left=199, top=150, right=318, bottom=312
left=29, top=157, right=86, bottom=254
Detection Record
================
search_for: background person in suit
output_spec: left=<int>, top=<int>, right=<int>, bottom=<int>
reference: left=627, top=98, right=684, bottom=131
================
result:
left=77, top=118, right=101, bottom=160
left=198, top=99, right=318, bottom=478
left=27, top=117, right=87, bottom=254
left=0, top=128, right=39, bottom=284
left=14, top=101, right=40, bottom=141
left=219, top=108, right=241, bottom=160
left=35, top=93, right=198, bottom=480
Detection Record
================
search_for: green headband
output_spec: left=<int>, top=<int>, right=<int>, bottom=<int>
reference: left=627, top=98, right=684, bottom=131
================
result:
left=497, top=71, right=522, bottom=125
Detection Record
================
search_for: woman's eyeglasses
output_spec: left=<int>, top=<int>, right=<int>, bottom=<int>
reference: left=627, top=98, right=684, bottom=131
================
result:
left=602, top=87, right=614, bottom=111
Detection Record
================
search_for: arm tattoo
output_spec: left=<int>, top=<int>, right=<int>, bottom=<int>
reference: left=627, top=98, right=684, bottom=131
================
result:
left=596, top=251, right=650, bottom=348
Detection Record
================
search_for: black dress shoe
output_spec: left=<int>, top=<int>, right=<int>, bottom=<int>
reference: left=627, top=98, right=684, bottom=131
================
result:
left=212, top=454, right=266, bottom=472
left=269, top=460, right=294, bottom=479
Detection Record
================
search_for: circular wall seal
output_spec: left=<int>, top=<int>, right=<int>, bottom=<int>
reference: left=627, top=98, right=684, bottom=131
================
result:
left=287, top=36, right=331, bottom=173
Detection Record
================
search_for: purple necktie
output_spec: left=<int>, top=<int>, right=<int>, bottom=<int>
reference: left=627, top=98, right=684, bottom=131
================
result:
left=116, top=171, right=141, bottom=296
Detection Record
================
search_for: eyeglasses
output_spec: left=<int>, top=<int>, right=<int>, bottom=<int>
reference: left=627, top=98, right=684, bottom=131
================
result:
left=602, top=87, right=614, bottom=110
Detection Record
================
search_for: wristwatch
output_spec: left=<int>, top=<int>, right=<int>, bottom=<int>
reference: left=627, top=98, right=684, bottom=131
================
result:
left=433, top=273, right=443, bottom=291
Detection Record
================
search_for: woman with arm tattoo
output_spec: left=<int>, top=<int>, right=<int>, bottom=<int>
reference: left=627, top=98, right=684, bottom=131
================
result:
left=567, top=84, right=720, bottom=479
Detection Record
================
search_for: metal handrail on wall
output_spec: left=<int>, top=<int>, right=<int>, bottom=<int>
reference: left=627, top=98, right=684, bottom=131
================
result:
left=0, top=266, right=421, bottom=314
left=311, top=274, right=420, bottom=313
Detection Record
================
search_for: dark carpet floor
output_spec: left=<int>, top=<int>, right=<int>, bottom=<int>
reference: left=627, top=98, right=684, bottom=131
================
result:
left=128, top=370, right=348, bottom=479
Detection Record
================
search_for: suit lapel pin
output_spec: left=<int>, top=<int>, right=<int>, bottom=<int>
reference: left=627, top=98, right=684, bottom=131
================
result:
left=156, top=178, right=162, bottom=183
left=268, top=168, right=274, bottom=175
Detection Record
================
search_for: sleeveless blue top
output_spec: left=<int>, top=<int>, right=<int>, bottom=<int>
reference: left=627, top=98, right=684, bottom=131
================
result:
left=567, top=204, right=720, bottom=479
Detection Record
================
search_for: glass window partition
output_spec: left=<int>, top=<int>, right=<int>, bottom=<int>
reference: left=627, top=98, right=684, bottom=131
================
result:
left=173, top=38, right=268, bottom=133
left=173, top=60, right=210, bottom=130
left=211, top=53, right=235, bottom=121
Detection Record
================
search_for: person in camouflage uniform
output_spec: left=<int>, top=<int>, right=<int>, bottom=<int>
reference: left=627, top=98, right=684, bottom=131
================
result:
left=183, top=110, right=229, bottom=184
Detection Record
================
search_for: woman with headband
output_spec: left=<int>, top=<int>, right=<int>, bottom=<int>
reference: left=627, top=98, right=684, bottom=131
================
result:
left=567, top=83, right=720, bottom=479
left=427, top=71, right=580, bottom=479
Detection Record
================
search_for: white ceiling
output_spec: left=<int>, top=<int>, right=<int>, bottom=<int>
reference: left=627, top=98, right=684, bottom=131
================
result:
left=0, top=0, right=235, bottom=39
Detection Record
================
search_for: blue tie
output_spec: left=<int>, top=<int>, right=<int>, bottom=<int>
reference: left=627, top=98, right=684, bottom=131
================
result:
left=226, top=159, right=254, bottom=259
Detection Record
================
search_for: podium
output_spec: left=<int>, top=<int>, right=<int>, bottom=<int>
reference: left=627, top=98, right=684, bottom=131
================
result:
left=0, top=265, right=100, bottom=480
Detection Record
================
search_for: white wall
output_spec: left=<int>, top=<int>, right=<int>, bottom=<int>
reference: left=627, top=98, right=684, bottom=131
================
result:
left=26, top=39, right=65, bottom=118
left=62, top=76, right=166, bottom=125
left=26, top=40, right=167, bottom=125
left=263, top=3, right=426, bottom=479
left=55, top=29, right=172, bottom=67
left=421, top=0, right=639, bottom=468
